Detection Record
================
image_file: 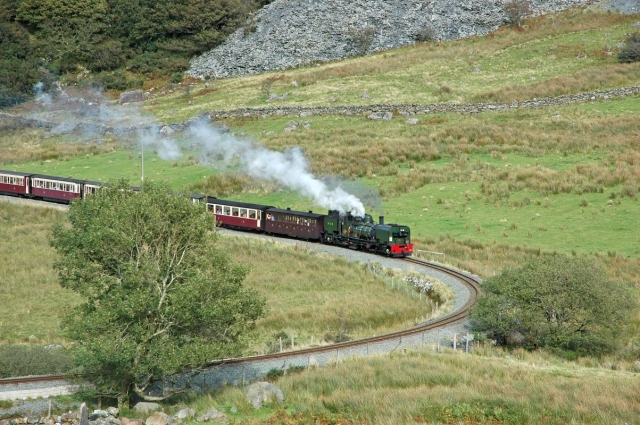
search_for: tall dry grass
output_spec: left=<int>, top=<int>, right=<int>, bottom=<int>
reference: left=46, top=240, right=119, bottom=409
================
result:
left=0, top=202, right=79, bottom=343
left=276, top=10, right=636, bottom=93
left=180, top=348, right=640, bottom=424
left=223, top=236, right=448, bottom=354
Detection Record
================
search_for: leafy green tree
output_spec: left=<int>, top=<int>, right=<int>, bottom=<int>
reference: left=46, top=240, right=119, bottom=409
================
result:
left=471, top=255, right=635, bottom=355
left=0, top=21, right=42, bottom=108
left=51, top=180, right=264, bottom=406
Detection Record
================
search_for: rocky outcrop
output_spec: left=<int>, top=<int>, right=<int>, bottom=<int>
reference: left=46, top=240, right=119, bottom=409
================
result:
left=188, top=0, right=602, bottom=79
left=0, top=404, right=225, bottom=425
left=244, top=382, right=284, bottom=409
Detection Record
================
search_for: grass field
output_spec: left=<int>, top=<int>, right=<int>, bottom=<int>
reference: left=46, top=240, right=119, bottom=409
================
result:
left=0, top=202, right=451, bottom=348
left=138, top=347, right=640, bottom=425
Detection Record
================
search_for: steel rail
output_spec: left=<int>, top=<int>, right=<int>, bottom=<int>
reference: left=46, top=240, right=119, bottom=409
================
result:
left=0, top=375, right=67, bottom=386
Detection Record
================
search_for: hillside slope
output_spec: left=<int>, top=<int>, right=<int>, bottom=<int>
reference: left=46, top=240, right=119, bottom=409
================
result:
left=188, top=0, right=636, bottom=79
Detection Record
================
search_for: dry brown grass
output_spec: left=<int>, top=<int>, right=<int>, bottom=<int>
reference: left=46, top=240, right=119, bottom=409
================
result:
left=200, top=348, right=640, bottom=424
left=472, top=62, right=640, bottom=102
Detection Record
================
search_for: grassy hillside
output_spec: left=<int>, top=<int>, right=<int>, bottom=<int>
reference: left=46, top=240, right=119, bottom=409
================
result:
left=1, top=8, right=640, bottom=421
left=145, top=9, right=640, bottom=121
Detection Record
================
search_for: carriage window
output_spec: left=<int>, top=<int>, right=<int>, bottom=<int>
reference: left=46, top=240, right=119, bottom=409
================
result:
left=240, top=208, right=247, bottom=217
left=215, top=205, right=222, bottom=214
left=248, top=210, right=256, bottom=219
left=232, top=208, right=239, bottom=216
left=224, top=206, right=231, bottom=215
left=207, top=204, right=214, bottom=213
left=0, top=176, right=24, bottom=185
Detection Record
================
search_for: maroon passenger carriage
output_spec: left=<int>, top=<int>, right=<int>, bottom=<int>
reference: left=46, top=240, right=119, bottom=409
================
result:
left=30, top=174, right=87, bottom=203
left=205, top=196, right=273, bottom=231
left=264, top=207, right=324, bottom=241
left=0, top=170, right=32, bottom=197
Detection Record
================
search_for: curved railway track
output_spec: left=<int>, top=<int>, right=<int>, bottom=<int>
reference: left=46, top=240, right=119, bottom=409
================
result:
left=212, top=257, right=480, bottom=366
left=1, top=196, right=482, bottom=394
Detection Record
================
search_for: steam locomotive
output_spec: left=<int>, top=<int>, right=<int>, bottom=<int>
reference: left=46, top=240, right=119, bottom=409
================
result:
left=0, top=169, right=413, bottom=257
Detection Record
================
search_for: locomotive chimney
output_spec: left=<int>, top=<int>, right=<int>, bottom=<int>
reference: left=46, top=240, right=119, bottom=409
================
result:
left=379, top=216, right=384, bottom=224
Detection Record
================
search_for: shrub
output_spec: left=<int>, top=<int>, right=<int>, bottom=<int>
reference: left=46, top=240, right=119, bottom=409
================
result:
left=346, top=27, right=376, bottom=55
left=170, top=72, right=183, bottom=84
left=504, top=0, right=531, bottom=27
left=0, top=345, right=74, bottom=378
left=618, top=33, right=640, bottom=63
left=415, top=26, right=437, bottom=42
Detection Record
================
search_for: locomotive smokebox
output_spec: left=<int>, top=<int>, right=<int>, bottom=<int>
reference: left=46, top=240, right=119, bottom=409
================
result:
left=379, top=216, right=384, bottom=225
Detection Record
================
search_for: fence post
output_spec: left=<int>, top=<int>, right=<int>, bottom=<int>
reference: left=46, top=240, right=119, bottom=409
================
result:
left=453, top=333, right=457, bottom=351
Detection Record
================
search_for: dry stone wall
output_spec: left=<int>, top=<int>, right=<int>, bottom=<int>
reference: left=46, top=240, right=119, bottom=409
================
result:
left=206, top=86, right=640, bottom=120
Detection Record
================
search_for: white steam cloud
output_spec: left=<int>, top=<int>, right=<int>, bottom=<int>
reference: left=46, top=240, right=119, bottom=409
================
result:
left=189, top=120, right=365, bottom=217
left=26, top=84, right=367, bottom=216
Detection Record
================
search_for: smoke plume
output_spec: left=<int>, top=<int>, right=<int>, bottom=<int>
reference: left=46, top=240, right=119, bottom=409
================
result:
left=189, top=120, right=365, bottom=217
left=26, top=84, right=367, bottom=216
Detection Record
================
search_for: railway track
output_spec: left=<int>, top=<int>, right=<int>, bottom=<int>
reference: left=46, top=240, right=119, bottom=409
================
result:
left=0, top=375, right=67, bottom=386
left=205, top=256, right=480, bottom=366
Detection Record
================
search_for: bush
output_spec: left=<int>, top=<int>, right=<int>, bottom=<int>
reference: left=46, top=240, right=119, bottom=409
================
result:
left=346, top=27, right=376, bottom=55
left=415, top=26, right=437, bottom=42
left=504, top=0, right=531, bottom=27
left=87, top=71, right=143, bottom=91
left=170, top=72, right=183, bottom=84
left=618, top=33, right=640, bottom=63
left=0, top=345, right=74, bottom=378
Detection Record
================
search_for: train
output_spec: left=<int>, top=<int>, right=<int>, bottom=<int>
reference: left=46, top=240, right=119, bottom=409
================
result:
left=0, top=169, right=414, bottom=257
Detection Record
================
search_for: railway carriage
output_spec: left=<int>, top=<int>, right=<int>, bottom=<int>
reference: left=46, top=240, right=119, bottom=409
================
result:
left=30, top=174, right=86, bottom=203
left=82, top=181, right=102, bottom=198
left=206, top=197, right=273, bottom=231
left=264, top=207, right=324, bottom=240
left=0, top=170, right=32, bottom=197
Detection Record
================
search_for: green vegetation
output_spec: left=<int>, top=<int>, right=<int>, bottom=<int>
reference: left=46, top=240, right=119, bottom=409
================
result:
left=471, top=255, right=636, bottom=355
left=0, top=344, right=73, bottom=378
left=2, top=6, right=640, bottom=422
left=0, top=0, right=259, bottom=101
left=51, top=180, right=265, bottom=404
left=0, top=202, right=76, bottom=343
left=618, top=32, right=640, bottom=63
left=0, top=201, right=445, bottom=349
left=127, top=348, right=640, bottom=424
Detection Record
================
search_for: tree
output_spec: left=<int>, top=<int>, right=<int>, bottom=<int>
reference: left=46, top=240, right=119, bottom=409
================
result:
left=618, top=32, right=640, bottom=64
left=470, top=255, right=635, bottom=355
left=51, top=180, right=265, bottom=406
left=504, top=0, right=531, bottom=28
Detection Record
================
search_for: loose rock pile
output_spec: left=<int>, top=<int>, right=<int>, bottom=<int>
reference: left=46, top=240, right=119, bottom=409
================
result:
left=0, top=382, right=284, bottom=424
left=189, top=0, right=609, bottom=79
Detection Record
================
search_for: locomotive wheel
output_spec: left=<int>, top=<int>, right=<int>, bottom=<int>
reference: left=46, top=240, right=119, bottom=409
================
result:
left=385, top=247, right=391, bottom=256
